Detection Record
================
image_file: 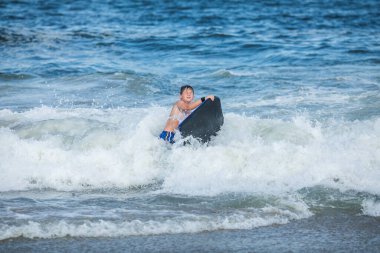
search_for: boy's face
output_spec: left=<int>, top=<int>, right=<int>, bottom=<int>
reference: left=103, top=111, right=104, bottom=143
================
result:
left=180, top=88, right=194, bottom=103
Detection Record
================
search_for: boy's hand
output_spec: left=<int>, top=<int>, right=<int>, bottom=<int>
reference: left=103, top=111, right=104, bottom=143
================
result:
left=206, top=95, right=215, bottom=101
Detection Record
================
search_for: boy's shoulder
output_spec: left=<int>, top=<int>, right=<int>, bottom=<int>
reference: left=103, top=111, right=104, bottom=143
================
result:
left=169, top=100, right=183, bottom=111
left=175, top=100, right=184, bottom=107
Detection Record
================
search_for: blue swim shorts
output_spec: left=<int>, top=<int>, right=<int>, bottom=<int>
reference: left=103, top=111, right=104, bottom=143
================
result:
left=159, top=131, right=175, bottom=144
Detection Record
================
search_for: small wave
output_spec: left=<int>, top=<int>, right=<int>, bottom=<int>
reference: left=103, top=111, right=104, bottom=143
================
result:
left=0, top=218, right=272, bottom=240
left=209, top=69, right=256, bottom=78
left=189, top=33, right=235, bottom=40
left=347, top=49, right=371, bottom=55
left=0, top=28, right=38, bottom=45
left=0, top=72, right=36, bottom=81
left=70, top=29, right=107, bottom=40
left=0, top=202, right=311, bottom=240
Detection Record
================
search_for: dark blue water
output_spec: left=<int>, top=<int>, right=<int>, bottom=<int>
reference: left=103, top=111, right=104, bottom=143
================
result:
left=1, top=0, right=380, bottom=116
left=1, top=0, right=380, bottom=252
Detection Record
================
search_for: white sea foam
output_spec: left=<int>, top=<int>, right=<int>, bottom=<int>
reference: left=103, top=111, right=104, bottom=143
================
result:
left=0, top=107, right=168, bottom=191
left=362, top=199, right=380, bottom=217
left=0, top=218, right=271, bottom=240
left=0, top=107, right=380, bottom=196
left=163, top=113, right=380, bottom=196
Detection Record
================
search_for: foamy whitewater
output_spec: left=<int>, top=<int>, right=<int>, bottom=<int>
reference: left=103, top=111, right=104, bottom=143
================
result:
left=1, top=107, right=379, bottom=195
left=1, top=0, right=379, bottom=252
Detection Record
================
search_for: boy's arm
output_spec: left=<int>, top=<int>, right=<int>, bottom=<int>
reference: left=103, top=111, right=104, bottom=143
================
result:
left=177, top=95, right=215, bottom=111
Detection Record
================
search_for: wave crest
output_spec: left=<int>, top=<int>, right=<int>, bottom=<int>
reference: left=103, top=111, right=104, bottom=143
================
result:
left=1, top=107, right=380, bottom=195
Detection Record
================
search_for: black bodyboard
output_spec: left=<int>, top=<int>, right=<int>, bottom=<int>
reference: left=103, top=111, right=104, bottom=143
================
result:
left=178, top=96, right=224, bottom=143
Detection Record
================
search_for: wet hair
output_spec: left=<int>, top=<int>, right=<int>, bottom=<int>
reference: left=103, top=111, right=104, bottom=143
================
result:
left=180, top=85, right=194, bottom=95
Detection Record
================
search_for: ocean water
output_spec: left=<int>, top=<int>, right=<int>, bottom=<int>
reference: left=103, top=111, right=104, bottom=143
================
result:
left=1, top=0, right=380, bottom=252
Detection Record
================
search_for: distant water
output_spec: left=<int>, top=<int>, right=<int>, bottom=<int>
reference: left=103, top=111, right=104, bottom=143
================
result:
left=1, top=0, right=380, bottom=252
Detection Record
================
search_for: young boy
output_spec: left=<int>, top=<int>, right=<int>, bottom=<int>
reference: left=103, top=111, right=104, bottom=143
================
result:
left=159, top=85, right=214, bottom=143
